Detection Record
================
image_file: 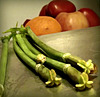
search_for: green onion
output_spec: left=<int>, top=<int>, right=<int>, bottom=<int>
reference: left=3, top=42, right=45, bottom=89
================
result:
left=0, top=36, right=9, bottom=97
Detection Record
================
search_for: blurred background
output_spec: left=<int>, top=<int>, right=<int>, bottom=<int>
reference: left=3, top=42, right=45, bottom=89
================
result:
left=0, top=0, right=100, bottom=36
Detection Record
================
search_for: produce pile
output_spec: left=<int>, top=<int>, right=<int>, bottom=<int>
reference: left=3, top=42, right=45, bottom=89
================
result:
left=0, top=23, right=98, bottom=96
left=23, top=0, right=100, bottom=35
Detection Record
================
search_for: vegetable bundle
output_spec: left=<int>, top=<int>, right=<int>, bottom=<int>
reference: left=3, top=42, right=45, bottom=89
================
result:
left=0, top=24, right=98, bottom=96
left=16, top=33, right=93, bottom=90
left=13, top=35, right=62, bottom=86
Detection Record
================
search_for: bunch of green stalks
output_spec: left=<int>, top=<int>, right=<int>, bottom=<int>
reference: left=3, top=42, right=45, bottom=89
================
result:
left=0, top=24, right=98, bottom=97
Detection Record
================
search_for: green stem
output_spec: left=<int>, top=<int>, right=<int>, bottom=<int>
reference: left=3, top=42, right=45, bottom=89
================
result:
left=22, top=35, right=41, bottom=55
left=0, top=36, right=9, bottom=97
left=3, top=27, right=26, bottom=34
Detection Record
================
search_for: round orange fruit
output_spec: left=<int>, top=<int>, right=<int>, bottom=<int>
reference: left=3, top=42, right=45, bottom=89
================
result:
left=25, top=16, right=62, bottom=36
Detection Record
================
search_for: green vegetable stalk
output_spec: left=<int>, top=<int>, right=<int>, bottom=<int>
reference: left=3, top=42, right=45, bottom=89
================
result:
left=15, top=33, right=93, bottom=90
left=26, top=26, right=97, bottom=74
left=22, top=34, right=41, bottom=55
left=0, top=36, right=10, bottom=97
left=13, top=36, right=62, bottom=86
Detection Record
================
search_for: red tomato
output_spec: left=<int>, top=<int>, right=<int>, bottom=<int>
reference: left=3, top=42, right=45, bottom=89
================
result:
left=47, top=0, right=76, bottom=17
left=79, top=8, right=100, bottom=27
left=39, top=5, right=48, bottom=16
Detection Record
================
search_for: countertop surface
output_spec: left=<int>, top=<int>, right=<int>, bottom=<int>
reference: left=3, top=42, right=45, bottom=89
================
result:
left=0, top=0, right=100, bottom=97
